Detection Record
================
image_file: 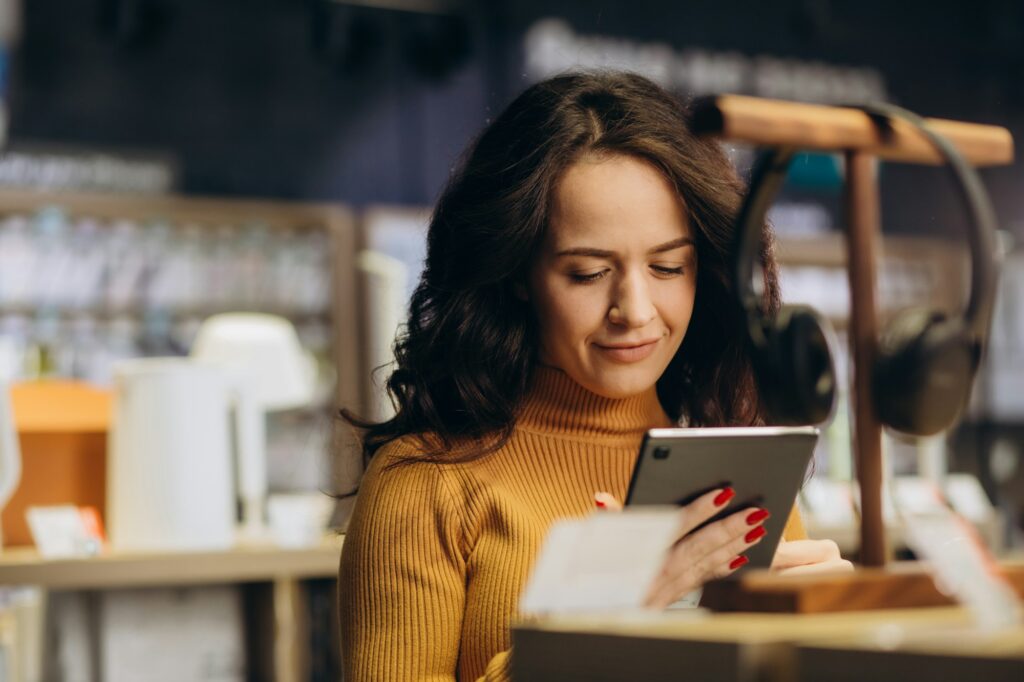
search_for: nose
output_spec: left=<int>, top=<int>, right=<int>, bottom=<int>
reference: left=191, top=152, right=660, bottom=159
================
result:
left=608, top=270, right=656, bottom=328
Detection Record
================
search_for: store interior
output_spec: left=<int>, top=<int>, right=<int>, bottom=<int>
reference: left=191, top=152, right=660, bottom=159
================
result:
left=0, top=1, right=1023, bottom=680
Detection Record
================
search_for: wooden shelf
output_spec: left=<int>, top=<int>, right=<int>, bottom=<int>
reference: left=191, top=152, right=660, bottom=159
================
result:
left=0, top=535, right=343, bottom=590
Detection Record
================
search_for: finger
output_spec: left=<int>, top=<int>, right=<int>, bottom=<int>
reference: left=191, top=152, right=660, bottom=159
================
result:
left=690, top=521, right=768, bottom=581
left=670, top=505, right=770, bottom=567
left=594, top=491, right=623, bottom=511
left=648, top=521, right=768, bottom=608
left=774, top=558, right=854, bottom=576
left=647, top=550, right=753, bottom=610
left=675, top=487, right=737, bottom=537
left=771, top=539, right=842, bottom=569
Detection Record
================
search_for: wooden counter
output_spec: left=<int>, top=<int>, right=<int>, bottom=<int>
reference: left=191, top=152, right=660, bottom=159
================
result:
left=512, top=607, right=1022, bottom=682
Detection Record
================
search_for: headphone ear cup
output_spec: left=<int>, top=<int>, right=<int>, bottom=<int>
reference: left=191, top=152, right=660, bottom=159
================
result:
left=749, top=305, right=836, bottom=425
left=874, top=308, right=976, bottom=436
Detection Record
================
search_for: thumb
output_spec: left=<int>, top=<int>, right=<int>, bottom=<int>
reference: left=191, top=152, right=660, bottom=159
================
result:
left=594, top=491, right=624, bottom=511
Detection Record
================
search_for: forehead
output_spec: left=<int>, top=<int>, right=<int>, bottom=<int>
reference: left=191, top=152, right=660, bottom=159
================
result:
left=546, top=154, right=692, bottom=250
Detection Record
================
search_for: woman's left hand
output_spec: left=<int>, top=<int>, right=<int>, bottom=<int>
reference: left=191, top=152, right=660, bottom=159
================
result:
left=771, top=538, right=854, bottom=575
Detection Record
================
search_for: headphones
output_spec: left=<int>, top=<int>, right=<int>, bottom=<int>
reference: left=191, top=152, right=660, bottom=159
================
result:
left=733, top=103, right=1000, bottom=435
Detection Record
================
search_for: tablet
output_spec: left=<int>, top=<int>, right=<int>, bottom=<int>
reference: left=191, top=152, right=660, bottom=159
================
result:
left=625, top=426, right=818, bottom=570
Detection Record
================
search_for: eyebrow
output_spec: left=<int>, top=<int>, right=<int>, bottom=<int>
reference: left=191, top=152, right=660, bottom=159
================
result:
left=554, top=237, right=695, bottom=259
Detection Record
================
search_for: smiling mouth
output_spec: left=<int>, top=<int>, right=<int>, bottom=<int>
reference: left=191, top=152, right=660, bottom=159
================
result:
left=594, top=339, right=661, bottom=363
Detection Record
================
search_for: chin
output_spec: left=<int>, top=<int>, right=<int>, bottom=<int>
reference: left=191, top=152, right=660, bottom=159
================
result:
left=583, top=367, right=661, bottom=399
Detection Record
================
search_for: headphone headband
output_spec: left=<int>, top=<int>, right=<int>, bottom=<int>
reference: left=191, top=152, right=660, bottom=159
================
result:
left=733, top=103, right=1001, bottom=351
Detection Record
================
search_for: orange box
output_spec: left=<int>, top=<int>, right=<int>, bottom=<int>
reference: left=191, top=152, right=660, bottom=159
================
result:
left=2, top=382, right=112, bottom=547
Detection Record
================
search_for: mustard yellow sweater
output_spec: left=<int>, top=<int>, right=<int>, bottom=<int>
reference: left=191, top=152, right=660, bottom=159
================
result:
left=339, top=365, right=806, bottom=681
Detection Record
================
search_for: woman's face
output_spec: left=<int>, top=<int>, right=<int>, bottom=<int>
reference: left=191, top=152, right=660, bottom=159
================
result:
left=527, top=153, right=698, bottom=399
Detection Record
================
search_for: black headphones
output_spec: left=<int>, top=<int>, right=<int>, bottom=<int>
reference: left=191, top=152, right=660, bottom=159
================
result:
left=733, top=103, right=1000, bottom=435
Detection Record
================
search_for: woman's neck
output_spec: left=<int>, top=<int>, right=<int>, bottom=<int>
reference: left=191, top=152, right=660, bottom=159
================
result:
left=516, top=365, right=674, bottom=446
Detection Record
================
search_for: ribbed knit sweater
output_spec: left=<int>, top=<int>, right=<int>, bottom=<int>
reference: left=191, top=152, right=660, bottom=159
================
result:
left=339, top=365, right=806, bottom=681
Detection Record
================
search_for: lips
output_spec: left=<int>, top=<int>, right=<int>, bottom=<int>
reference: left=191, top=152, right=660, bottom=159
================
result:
left=594, top=338, right=660, bottom=363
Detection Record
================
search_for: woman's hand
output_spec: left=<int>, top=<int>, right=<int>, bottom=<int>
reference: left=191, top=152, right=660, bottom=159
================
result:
left=771, top=538, right=854, bottom=575
left=594, top=488, right=769, bottom=609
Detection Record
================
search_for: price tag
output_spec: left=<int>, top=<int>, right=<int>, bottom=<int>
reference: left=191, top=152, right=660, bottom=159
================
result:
left=520, top=507, right=680, bottom=615
left=902, top=508, right=1021, bottom=629
left=26, top=505, right=105, bottom=558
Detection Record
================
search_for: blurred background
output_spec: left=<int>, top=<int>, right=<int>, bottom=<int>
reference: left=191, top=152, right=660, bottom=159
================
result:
left=0, top=1, right=1022, bottom=680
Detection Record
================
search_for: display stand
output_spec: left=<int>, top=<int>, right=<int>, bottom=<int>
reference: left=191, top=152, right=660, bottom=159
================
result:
left=690, top=95, right=1017, bottom=608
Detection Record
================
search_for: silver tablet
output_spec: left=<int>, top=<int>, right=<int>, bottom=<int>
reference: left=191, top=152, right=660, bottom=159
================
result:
left=626, top=426, right=818, bottom=570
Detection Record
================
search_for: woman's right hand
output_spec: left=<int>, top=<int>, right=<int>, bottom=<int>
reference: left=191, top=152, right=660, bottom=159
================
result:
left=594, top=487, right=768, bottom=609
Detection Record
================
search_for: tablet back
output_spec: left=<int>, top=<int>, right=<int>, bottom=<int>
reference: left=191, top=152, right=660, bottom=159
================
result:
left=626, top=426, right=818, bottom=570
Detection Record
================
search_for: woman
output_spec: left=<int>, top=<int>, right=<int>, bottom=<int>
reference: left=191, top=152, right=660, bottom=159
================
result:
left=339, top=71, right=850, bottom=682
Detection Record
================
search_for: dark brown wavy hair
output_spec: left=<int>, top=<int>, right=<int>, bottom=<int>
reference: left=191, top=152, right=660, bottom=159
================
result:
left=343, top=71, right=780, bottom=465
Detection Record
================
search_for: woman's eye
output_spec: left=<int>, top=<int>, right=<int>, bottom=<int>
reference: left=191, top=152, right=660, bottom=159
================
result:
left=569, top=270, right=609, bottom=284
left=651, top=265, right=685, bottom=276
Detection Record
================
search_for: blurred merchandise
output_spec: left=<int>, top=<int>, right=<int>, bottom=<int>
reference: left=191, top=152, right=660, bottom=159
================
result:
left=799, top=473, right=1001, bottom=556
left=979, top=247, right=1024, bottom=420
left=360, top=206, right=429, bottom=419
left=777, top=234, right=968, bottom=328
left=0, top=337, right=20, bottom=550
left=25, top=505, right=104, bottom=559
left=190, top=314, right=317, bottom=538
left=2, top=381, right=109, bottom=548
left=267, top=492, right=334, bottom=548
left=0, top=196, right=338, bottom=388
left=107, top=358, right=235, bottom=552
left=0, top=587, right=44, bottom=682
left=357, top=250, right=407, bottom=421
left=99, top=587, right=244, bottom=682
left=362, top=206, right=429, bottom=307
left=0, top=191, right=358, bottom=547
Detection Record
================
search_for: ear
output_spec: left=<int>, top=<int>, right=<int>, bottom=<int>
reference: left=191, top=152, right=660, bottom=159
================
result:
left=512, top=281, right=529, bottom=302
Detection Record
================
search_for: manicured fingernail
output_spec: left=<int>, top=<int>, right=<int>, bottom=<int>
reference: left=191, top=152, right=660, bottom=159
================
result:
left=729, top=555, right=749, bottom=570
left=745, top=526, right=767, bottom=543
left=713, top=487, right=735, bottom=507
left=745, top=509, right=770, bottom=526
left=595, top=499, right=606, bottom=508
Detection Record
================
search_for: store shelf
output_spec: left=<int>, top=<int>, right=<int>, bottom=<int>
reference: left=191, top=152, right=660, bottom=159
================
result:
left=0, top=535, right=343, bottom=590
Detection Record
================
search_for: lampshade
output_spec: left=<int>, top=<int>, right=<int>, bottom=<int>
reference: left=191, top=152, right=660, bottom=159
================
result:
left=190, top=313, right=316, bottom=410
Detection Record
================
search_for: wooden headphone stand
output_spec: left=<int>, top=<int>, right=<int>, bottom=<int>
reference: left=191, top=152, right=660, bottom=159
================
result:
left=690, top=95, right=1023, bottom=612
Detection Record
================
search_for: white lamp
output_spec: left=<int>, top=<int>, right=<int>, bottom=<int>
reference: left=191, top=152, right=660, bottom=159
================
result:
left=190, top=313, right=316, bottom=537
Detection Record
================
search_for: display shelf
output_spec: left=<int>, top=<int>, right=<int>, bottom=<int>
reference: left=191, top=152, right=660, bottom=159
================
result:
left=0, top=535, right=343, bottom=590
left=0, top=535, right=344, bottom=682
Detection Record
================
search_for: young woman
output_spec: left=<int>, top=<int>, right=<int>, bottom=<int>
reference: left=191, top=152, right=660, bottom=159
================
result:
left=339, top=71, right=850, bottom=682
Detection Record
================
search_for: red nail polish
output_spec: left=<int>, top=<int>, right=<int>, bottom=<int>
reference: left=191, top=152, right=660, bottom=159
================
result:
left=729, top=555, right=749, bottom=570
left=595, top=499, right=606, bottom=508
left=713, top=487, right=735, bottom=507
left=745, top=509, right=770, bottom=526
left=745, top=526, right=767, bottom=543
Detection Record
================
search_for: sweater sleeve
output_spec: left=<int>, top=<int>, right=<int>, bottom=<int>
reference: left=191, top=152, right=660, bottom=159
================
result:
left=782, top=503, right=808, bottom=541
left=338, top=449, right=512, bottom=682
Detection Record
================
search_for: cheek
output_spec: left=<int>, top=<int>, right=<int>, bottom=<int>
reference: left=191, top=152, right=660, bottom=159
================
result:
left=658, top=277, right=697, bottom=333
left=533, top=277, right=607, bottom=343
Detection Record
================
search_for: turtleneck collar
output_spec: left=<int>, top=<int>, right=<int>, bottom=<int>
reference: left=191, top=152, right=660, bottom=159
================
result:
left=517, top=364, right=675, bottom=447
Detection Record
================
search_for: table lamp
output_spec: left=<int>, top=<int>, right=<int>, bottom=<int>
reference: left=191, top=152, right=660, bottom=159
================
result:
left=190, top=313, right=316, bottom=537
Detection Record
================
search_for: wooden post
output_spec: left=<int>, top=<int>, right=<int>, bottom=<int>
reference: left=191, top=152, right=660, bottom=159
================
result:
left=274, top=576, right=310, bottom=682
left=844, top=151, right=887, bottom=567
